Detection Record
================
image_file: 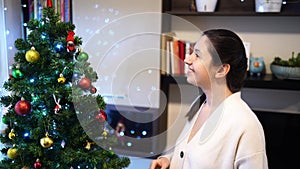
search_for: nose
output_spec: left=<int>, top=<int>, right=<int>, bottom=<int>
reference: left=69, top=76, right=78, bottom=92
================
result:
left=184, top=52, right=194, bottom=65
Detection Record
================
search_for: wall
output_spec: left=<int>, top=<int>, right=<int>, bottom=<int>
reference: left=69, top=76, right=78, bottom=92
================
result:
left=0, top=0, right=8, bottom=85
left=0, top=0, right=23, bottom=70
left=72, top=0, right=169, bottom=157
left=165, top=84, right=200, bottom=149
left=241, top=88, right=300, bottom=114
left=0, top=0, right=23, bottom=160
left=72, top=0, right=162, bottom=108
left=0, top=0, right=6, bottom=161
left=169, top=16, right=300, bottom=74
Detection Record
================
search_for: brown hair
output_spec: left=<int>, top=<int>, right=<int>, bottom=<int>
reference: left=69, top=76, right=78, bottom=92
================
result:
left=203, top=29, right=247, bottom=93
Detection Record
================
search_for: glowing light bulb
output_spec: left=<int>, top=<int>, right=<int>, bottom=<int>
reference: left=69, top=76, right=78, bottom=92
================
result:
left=130, top=130, right=135, bottom=135
left=119, top=131, right=125, bottom=136
left=29, top=78, right=35, bottom=83
left=126, top=142, right=132, bottom=147
left=23, top=132, right=30, bottom=138
left=142, top=130, right=147, bottom=136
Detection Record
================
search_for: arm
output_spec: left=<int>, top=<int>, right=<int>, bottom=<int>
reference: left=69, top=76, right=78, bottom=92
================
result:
left=235, top=152, right=268, bottom=169
left=149, top=156, right=170, bottom=169
left=150, top=147, right=173, bottom=169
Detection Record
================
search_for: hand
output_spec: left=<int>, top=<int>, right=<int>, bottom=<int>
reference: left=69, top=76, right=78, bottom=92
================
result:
left=149, top=157, right=170, bottom=169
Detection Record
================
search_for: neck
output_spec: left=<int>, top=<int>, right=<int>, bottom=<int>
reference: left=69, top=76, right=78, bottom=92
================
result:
left=202, top=86, right=232, bottom=109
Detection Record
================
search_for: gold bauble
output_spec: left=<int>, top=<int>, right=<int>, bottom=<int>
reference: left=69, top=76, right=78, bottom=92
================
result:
left=25, top=47, right=40, bottom=63
left=22, top=166, right=30, bottom=169
left=102, top=130, right=108, bottom=138
left=7, top=147, right=18, bottom=159
left=85, top=141, right=94, bottom=150
left=40, top=132, right=53, bottom=148
left=8, top=129, right=16, bottom=140
left=57, top=73, right=66, bottom=83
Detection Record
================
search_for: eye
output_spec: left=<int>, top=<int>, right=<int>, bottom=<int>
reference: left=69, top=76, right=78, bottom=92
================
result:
left=194, top=49, right=201, bottom=58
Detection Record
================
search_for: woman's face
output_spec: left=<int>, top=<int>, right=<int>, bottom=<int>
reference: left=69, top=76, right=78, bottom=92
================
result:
left=184, top=35, right=216, bottom=89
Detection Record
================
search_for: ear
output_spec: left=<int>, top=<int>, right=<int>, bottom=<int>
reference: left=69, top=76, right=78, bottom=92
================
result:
left=215, top=64, right=230, bottom=78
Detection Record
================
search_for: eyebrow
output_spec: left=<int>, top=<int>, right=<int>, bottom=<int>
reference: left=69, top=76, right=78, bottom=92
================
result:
left=194, top=48, right=201, bottom=56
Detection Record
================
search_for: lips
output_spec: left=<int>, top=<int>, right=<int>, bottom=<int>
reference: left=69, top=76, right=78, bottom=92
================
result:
left=188, top=66, right=194, bottom=72
left=186, top=68, right=194, bottom=76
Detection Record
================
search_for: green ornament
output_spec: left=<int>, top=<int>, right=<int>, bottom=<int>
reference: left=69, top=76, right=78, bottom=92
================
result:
left=2, top=116, right=8, bottom=124
left=12, top=69, right=23, bottom=78
left=77, top=52, right=89, bottom=61
left=108, top=150, right=115, bottom=157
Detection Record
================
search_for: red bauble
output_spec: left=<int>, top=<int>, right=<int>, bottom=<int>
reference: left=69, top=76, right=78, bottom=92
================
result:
left=14, top=98, right=31, bottom=116
left=90, top=86, right=97, bottom=94
left=95, top=110, right=107, bottom=123
left=78, top=77, right=91, bottom=90
left=34, top=159, right=42, bottom=169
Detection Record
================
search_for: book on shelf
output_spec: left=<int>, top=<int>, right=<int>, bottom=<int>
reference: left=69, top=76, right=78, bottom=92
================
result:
left=27, top=0, right=71, bottom=22
left=161, top=32, right=194, bottom=76
left=178, top=40, right=185, bottom=74
left=243, top=42, right=251, bottom=71
left=24, top=0, right=72, bottom=38
left=184, top=41, right=191, bottom=74
left=161, top=32, right=176, bottom=75
left=171, top=39, right=180, bottom=75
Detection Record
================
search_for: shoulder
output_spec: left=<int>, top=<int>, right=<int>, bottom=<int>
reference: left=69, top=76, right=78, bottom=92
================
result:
left=222, top=92, right=266, bottom=146
left=221, top=92, right=265, bottom=142
left=223, top=92, right=260, bottom=124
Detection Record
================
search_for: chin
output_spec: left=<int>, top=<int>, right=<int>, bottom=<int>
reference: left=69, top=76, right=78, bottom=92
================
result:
left=186, top=76, right=197, bottom=86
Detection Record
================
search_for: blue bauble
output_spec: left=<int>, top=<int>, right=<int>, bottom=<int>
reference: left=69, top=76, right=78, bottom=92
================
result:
left=54, top=42, right=64, bottom=52
left=72, top=72, right=81, bottom=80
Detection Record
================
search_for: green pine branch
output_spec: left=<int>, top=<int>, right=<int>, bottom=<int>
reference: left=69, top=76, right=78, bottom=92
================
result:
left=0, top=7, right=130, bottom=169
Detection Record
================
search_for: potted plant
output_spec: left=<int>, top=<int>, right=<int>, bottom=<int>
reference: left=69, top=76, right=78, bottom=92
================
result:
left=270, top=52, right=300, bottom=80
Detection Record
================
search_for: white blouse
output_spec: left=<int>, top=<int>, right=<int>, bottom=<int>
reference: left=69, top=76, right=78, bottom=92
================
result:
left=161, top=92, right=268, bottom=169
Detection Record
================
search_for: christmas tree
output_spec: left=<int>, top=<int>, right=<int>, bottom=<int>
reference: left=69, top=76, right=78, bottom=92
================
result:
left=0, top=6, right=130, bottom=169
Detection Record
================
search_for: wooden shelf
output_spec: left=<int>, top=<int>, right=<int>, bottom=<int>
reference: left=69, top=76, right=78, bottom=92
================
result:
left=164, top=10, right=300, bottom=16
left=163, top=0, right=300, bottom=17
left=161, top=74, right=300, bottom=91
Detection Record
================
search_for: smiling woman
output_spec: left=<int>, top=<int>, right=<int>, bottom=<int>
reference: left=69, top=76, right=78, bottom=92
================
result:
left=150, top=29, right=268, bottom=169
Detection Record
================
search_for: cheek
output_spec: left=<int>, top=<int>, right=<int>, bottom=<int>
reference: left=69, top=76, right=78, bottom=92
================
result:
left=194, top=61, right=208, bottom=76
left=192, top=63, right=211, bottom=85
